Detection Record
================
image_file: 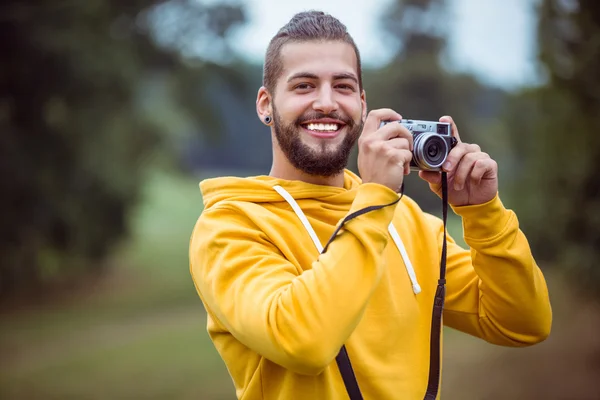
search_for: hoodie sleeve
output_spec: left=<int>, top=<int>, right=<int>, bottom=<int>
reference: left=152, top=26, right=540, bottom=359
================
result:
left=190, top=183, right=400, bottom=375
left=437, top=194, right=552, bottom=346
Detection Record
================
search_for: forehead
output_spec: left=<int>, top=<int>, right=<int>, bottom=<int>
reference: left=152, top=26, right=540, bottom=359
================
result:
left=279, top=40, right=358, bottom=81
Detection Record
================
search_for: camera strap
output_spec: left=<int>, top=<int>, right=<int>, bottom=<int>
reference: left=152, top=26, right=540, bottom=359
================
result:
left=424, top=171, right=448, bottom=399
left=274, top=172, right=449, bottom=400
left=334, top=172, right=449, bottom=400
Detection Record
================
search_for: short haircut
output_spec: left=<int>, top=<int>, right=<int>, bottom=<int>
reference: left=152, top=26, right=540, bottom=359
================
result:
left=262, top=11, right=363, bottom=94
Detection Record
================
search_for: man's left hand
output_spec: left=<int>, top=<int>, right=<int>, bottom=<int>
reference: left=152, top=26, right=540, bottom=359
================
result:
left=419, top=116, right=498, bottom=207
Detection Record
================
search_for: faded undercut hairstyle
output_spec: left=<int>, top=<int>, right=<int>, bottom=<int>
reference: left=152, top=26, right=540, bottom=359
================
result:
left=262, top=11, right=363, bottom=94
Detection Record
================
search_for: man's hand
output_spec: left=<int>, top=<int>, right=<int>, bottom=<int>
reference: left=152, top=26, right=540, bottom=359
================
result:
left=358, top=109, right=414, bottom=193
left=419, top=116, right=498, bottom=206
left=358, top=109, right=413, bottom=192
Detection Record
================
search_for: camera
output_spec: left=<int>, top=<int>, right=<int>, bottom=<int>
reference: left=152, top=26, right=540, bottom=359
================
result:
left=379, top=119, right=458, bottom=171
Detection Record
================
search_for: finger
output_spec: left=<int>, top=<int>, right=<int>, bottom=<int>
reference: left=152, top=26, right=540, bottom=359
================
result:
left=443, top=142, right=480, bottom=172
left=375, top=122, right=414, bottom=149
left=395, top=149, right=414, bottom=175
left=439, top=115, right=461, bottom=143
left=453, top=152, right=489, bottom=191
left=418, top=171, right=442, bottom=196
left=383, top=147, right=413, bottom=175
left=385, top=140, right=414, bottom=175
left=470, top=158, right=498, bottom=186
left=381, top=140, right=413, bottom=161
left=419, top=171, right=442, bottom=185
left=362, top=108, right=402, bottom=136
left=386, top=137, right=412, bottom=150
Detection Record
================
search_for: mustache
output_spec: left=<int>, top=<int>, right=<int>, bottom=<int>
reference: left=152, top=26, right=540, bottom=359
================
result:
left=295, top=112, right=354, bottom=126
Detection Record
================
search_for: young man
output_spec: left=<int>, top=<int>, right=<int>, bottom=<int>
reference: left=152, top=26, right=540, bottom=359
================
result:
left=189, top=11, right=552, bottom=400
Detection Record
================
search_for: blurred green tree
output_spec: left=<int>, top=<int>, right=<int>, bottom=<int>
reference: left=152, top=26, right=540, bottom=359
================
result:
left=504, top=0, right=600, bottom=295
left=0, top=0, right=246, bottom=299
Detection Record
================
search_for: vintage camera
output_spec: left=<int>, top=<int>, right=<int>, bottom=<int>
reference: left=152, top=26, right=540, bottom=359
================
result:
left=380, top=119, right=458, bottom=171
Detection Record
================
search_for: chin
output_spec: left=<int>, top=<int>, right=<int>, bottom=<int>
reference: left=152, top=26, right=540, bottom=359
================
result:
left=303, top=131, right=345, bottom=146
left=306, top=142, right=344, bottom=156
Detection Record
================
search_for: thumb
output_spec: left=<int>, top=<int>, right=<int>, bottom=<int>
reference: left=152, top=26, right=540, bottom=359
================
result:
left=419, top=171, right=443, bottom=195
left=419, top=171, right=442, bottom=185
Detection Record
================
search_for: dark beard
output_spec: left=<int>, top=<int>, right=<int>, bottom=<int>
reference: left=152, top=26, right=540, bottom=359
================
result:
left=273, top=106, right=363, bottom=177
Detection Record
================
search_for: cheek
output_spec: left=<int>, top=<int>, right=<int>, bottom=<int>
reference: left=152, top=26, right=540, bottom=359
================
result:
left=277, top=99, right=309, bottom=123
left=341, top=99, right=364, bottom=121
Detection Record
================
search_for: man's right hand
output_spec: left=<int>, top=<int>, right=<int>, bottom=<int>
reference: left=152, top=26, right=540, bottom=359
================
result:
left=357, top=109, right=414, bottom=192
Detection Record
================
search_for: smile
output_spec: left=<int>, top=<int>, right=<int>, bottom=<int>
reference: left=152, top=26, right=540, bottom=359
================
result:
left=301, top=123, right=344, bottom=139
left=300, top=119, right=346, bottom=139
left=304, top=123, right=341, bottom=132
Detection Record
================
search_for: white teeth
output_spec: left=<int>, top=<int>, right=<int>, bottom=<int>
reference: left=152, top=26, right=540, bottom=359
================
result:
left=306, top=123, right=339, bottom=131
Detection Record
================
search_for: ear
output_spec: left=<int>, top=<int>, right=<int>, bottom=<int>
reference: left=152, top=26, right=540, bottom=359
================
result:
left=256, top=86, right=273, bottom=125
left=360, top=89, right=368, bottom=123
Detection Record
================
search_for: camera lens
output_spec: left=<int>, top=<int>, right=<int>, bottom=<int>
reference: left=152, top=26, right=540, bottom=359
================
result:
left=413, top=133, right=448, bottom=170
left=427, top=144, right=439, bottom=158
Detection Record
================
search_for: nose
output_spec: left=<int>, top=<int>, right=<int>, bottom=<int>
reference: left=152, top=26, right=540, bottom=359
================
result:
left=312, top=86, right=338, bottom=114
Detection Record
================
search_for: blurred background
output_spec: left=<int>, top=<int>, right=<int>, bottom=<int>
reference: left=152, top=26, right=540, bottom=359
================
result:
left=1, top=0, right=599, bottom=398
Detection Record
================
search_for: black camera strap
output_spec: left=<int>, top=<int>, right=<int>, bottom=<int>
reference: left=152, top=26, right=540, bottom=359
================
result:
left=332, top=172, right=449, bottom=400
left=423, top=171, right=448, bottom=399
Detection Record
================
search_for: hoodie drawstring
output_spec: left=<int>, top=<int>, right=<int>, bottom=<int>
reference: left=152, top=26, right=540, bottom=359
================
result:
left=273, top=185, right=421, bottom=295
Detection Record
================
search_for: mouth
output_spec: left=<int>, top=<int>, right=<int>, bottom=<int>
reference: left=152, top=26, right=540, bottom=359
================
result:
left=300, top=119, right=346, bottom=138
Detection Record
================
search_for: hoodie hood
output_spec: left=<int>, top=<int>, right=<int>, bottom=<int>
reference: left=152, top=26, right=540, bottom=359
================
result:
left=200, top=169, right=363, bottom=210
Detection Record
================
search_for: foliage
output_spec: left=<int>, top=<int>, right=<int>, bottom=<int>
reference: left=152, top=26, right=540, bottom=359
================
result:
left=504, top=0, right=600, bottom=295
left=0, top=0, right=246, bottom=298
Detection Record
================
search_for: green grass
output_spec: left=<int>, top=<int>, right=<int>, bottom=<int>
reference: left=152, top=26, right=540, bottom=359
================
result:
left=0, top=169, right=234, bottom=400
left=0, top=168, right=472, bottom=400
left=1, top=315, right=233, bottom=400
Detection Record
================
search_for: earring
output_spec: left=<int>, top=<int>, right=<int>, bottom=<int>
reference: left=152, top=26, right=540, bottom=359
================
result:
left=264, top=116, right=272, bottom=124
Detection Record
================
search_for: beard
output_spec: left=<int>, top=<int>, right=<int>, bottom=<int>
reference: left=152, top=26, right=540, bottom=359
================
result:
left=272, top=105, right=363, bottom=177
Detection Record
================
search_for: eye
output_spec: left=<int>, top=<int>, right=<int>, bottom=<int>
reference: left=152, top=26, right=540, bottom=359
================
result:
left=293, top=82, right=313, bottom=91
left=336, top=83, right=356, bottom=92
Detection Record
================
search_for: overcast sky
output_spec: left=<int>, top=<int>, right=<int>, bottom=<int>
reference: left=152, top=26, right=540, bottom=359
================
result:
left=228, top=0, right=541, bottom=89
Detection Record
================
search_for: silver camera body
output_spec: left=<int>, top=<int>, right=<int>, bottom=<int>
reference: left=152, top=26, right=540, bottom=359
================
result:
left=380, top=119, right=457, bottom=171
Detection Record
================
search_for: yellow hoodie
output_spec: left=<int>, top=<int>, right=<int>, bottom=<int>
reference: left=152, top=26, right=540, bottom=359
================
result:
left=189, top=169, right=551, bottom=400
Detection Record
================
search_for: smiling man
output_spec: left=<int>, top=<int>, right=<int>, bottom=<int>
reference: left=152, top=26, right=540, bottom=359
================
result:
left=189, top=11, right=552, bottom=400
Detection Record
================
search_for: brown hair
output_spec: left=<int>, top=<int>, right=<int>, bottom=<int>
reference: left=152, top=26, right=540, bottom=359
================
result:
left=262, top=11, right=363, bottom=94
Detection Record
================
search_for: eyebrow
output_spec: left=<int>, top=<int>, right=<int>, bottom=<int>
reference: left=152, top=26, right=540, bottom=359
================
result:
left=287, top=72, right=359, bottom=84
left=332, top=73, right=359, bottom=84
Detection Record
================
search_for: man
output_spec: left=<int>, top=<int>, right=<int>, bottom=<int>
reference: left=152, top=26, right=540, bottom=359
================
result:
left=189, top=10, right=552, bottom=400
